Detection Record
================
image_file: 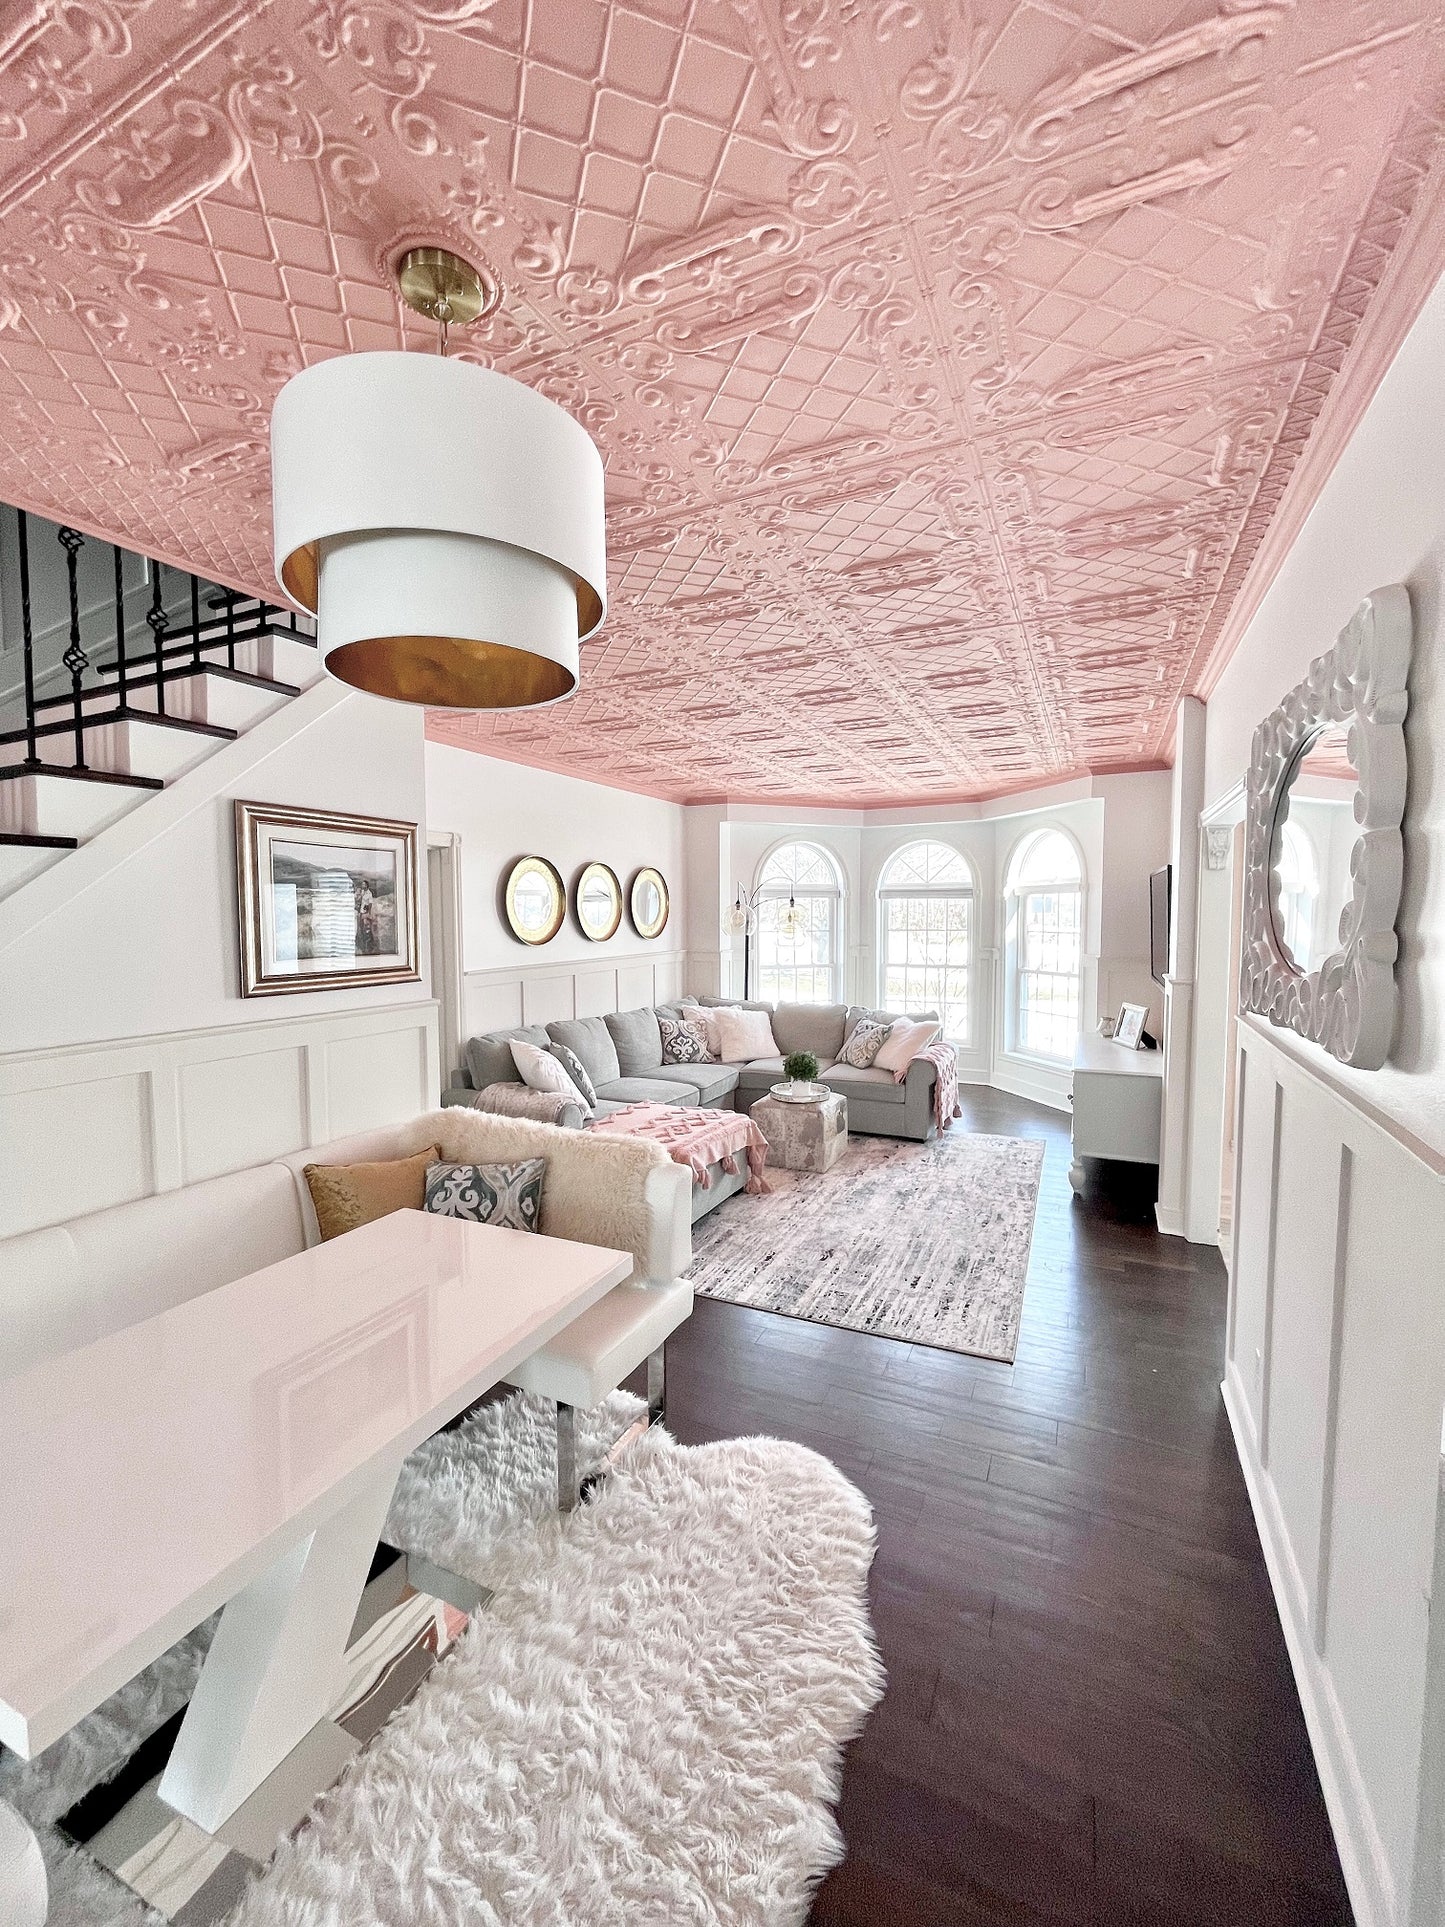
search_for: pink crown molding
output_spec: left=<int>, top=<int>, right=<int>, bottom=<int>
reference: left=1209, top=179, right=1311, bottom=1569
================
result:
left=2, top=3, right=1443, bottom=807
left=1193, top=135, right=1445, bottom=701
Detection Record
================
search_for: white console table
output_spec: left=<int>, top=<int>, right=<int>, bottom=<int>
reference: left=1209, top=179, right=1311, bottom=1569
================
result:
left=1069, top=1030, right=1163, bottom=1192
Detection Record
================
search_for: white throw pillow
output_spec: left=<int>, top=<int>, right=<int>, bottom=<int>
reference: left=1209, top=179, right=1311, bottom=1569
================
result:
left=873, top=1017, right=941, bottom=1074
left=509, top=1039, right=591, bottom=1113
left=711, top=1005, right=779, bottom=1063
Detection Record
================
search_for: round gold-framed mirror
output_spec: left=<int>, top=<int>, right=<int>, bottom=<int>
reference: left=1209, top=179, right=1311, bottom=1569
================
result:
left=629, top=866, right=669, bottom=939
left=575, top=861, right=623, bottom=942
left=503, top=855, right=565, bottom=946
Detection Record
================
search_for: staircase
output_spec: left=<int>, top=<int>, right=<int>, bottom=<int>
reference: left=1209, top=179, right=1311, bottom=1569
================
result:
left=0, top=509, right=321, bottom=899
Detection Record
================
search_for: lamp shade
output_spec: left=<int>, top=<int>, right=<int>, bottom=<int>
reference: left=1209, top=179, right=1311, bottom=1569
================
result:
left=271, top=351, right=606, bottom=709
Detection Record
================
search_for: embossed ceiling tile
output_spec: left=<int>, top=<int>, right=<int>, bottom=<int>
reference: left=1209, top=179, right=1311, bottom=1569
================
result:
left=4, top=0, right=1445, bottom=801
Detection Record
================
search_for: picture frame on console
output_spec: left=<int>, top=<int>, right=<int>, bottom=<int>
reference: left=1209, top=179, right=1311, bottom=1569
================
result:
left=235, top=800, right=419, bottom=997
left=1114, top=1002, right=1149, bottom=1050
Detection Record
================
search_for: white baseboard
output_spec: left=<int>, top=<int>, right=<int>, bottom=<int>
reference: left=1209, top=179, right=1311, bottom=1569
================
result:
left=1154, top=1202, right=1186, bottom=1237
left=1221, top=1366, right=1395, bottom=1927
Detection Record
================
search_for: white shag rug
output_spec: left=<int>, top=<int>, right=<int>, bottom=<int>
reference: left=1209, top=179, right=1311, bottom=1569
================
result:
left=230, top=1425, right=884, bottom=1927
left=384, top=1388, right=645, bottom=1578
left=8, top=1394, right=883, bottom=1927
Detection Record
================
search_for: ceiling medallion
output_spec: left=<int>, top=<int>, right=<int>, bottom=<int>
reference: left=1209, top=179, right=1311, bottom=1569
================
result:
left=270, top=245, right=605, bottom=711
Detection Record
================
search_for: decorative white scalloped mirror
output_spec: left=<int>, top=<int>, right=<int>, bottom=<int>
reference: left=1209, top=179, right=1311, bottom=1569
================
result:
left=1241, top=584, right=1411, bottom=1070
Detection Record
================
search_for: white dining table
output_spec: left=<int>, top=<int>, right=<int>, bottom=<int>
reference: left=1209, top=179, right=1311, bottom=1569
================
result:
left=0, top=1208, right=631, bottom=1835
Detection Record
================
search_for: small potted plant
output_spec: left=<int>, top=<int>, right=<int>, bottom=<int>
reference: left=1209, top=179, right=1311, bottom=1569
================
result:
left=782, top=1050, right=820, bottom=1098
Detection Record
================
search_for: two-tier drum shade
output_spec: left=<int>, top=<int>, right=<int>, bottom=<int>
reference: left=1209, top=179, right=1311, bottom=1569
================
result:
left=271, top=351, right=606, bottom=708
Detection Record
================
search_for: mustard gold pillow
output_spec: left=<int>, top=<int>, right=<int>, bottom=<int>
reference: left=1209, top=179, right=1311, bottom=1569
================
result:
left=303, top=1145, right=443, bottom=1242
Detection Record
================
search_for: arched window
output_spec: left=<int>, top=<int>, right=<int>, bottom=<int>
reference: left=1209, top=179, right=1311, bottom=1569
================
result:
left=755, top=841, right=843, bottom=1005
left=1005, top=828, right=1083, bottom=1062
left=877, top=840, right=975, bottom=1043
left=1275, top=818, right=1317, bottom=971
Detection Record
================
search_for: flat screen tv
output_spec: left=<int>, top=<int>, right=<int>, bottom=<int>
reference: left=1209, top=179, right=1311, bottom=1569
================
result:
left=1150, top=864, right=1172, bottom=986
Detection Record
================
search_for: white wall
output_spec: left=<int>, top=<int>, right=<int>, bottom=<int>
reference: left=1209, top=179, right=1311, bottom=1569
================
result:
left=0, top=684, right=440, bottom=1236
left=424, top=740, right=686, bottom=1069
left=1183, top=273, right=1445, bottom=1927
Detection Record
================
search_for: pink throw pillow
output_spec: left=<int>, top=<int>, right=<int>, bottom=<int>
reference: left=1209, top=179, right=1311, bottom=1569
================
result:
left=873, top=1017, right=940, bottom=1074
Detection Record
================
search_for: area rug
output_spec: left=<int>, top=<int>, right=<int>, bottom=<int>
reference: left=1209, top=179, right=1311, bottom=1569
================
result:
left=6, top=1397, right=883, bottom=1927
left=691, top=1127, right=1046, bottom=1361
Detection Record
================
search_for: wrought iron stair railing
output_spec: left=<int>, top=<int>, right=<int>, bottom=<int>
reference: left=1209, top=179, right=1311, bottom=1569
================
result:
left=0, top=508, right=313, bottom=776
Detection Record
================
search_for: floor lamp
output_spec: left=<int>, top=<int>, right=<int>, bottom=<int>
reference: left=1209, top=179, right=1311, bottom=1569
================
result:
left=724, top=885, right=758, bottom=1000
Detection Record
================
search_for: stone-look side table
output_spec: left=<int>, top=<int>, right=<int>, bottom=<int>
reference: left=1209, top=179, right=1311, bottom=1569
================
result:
left=749, top=1091, right=848, bottom=1173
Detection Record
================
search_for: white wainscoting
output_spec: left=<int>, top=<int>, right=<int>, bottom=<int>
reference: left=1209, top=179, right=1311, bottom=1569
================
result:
left=0, top=1001, right=441, bottom=1238
left=1224, top=1016, right=1445, bottom=1927
left=458, top=949, right=686, bottom=1070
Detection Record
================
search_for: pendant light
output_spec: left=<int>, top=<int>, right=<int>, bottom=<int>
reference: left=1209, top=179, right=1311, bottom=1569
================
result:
left=776, top=889, right=805, bottom=941
left=270, top=247, right=605, bottom=709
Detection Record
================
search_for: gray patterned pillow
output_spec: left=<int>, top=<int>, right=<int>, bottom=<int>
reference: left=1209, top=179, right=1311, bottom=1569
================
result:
left=659, top=1014, right=710, bottom=1064
left=548, top=1041, right=598, bottom=1108
left=424, top=1160, right=545, bottom=1232
left=839, top=1017, right=893, bottom=1068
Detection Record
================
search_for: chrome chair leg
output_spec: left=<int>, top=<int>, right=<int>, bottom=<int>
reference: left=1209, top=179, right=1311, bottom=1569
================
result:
left=647, top=1342, right=666, bottom=1426
left=556, top=1400, right=579, bottom=1512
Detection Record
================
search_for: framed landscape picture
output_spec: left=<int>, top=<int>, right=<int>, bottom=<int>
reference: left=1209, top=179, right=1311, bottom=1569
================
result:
left=235, top=801, right=419, bottom=997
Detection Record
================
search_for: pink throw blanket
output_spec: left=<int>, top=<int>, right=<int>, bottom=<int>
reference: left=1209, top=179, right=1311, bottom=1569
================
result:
left=591, top=1102, right=770, bottom=1194
left=893, top=1039, right=963, bottom=1133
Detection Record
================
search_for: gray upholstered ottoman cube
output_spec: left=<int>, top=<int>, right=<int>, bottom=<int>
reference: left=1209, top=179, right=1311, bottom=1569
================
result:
left=749, top=1091, right=847, bottom=1173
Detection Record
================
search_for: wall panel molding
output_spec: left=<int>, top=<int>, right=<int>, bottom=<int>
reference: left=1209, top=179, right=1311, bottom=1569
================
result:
left=459, top=950, right=687, bottom=1068
left=0, top=1001, right=440, bottom=1237
left=1226, top=1020, right=1445, bottom=1927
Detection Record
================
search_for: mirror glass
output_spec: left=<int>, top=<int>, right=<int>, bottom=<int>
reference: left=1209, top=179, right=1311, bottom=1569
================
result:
left=504, top=857, right=564, bottom=945
left=1271, top=722, right=1359, bottom=974
left=630, top=867, right=669, bottom=937
left=576, top=863, right=622, bottom=941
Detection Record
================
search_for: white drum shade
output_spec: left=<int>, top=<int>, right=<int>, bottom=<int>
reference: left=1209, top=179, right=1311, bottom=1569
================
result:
left=271, top=351, right=606, bottom=709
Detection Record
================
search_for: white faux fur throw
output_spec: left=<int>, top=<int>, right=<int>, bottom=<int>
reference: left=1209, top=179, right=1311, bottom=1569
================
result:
left=310, top=1108, right=675, bottom=1285
left=229, top=1428, right=885, bottom=1927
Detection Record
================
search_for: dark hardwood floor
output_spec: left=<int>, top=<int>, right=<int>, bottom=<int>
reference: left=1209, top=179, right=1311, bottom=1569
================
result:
left=650, top=1087, right=1353, bottom=1927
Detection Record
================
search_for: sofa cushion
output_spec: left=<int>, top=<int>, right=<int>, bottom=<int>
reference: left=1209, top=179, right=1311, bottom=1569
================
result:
left=604, top=1007, right=665, bottom=1076
left=845, top=1004, right=939, bottom=1039
left=771, top=1002, right=847, bottom=1058
left=646, top=1062, right=739, bottom=1106
left=733, top=1054, right=836, bottom=1091
left=822, top=1063, right=908, bottom=1105
left=838, top=1016, right=892, bottom=1068
left=303, top=1144, right=443, bottom=1240
left=874, top=1017, right=942, bottom=1074
left=712, top=1006, right=779, bottom=1062
left=465, top=1024, right=549, bottom=1091
left=546, top=1016, right=621, bottom=1089
left=659, top=1013, right=711, bottom=1064
left=694, top=995, right=774, bottom=1011
left=424, top=1159, right=545, bottom=1232
left=597, top=1075, right=702, bottom=1106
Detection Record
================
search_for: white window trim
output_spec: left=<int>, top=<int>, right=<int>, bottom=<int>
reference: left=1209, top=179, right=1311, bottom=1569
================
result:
left=753, top=839, right=846, bottom=1006
left=1000, top=826, right=1087, bottom=1068
left=875, top=840, right=978, bottom=1045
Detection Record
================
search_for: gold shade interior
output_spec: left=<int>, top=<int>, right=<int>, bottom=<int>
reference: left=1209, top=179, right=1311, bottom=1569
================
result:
left=326, top=635, right=576, bottom=708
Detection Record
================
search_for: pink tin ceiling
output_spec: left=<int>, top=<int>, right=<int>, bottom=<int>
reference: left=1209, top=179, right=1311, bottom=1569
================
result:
left=1, top=3, right=1443, bottom=806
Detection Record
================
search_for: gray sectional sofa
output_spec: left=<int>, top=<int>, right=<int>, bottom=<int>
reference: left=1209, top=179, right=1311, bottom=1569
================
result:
left=443, top=997, right=942, bottom=1142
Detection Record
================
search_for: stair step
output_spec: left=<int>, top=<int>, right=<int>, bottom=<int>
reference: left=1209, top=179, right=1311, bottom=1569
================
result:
left=0, top=831, right=77, bottom=899
left=0, top=767, right=161, bottom=841
left=125, top=667, right=293, bottom=733
left=3, top=713, right=236, bottom=784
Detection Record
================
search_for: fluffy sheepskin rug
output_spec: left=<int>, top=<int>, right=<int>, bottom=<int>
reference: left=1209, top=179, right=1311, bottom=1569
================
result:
left=384, top=1388, right=645, bottom=1579
left=229, top=1426, right=884, bottom=1927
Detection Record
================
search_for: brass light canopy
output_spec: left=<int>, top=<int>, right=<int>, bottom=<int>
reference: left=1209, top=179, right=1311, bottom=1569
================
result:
left=269, top=245, right=606, bottom=713
left=396, top=246, right=499, bottom=334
